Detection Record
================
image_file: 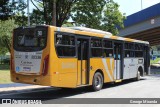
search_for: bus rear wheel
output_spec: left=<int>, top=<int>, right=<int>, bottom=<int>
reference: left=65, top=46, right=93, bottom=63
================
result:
left=92, top=72, right=103, bottom=91
left=135, top=71, right=140, bottom=81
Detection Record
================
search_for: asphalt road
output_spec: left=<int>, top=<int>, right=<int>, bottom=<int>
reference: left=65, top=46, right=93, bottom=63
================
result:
left=0, top=74, right=160, bottom=107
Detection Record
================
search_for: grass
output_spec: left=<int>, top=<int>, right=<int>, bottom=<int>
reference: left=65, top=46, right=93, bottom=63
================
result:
left=0, top=70, right=12, bottom=84
left=0, top=64, right=12, bottom=84
left=150, top=58, right=160, bottom=65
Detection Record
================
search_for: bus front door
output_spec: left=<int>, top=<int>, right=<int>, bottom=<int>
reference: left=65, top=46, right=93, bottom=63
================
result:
left=114, top=43, right=123, bottom=80
left=77, top=39, right=89, bottom=85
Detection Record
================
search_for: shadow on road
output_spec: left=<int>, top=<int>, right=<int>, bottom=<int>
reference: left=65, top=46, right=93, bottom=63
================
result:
left=103, top=78, right=145, bottom=89
left=0, top=78, right=146, bottom=101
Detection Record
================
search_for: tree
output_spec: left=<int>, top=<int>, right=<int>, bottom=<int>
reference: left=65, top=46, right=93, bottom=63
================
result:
left=30, top=0, right=77, bottom=26
left=101, top=0, right=125, bottom=35
left=71, top=0, right=106, bottom=29
left=11, top=0, right=27, bottom=26
left=30, top=9, right=45, bottom=25
left=14, top=11, right=28, bottom=26
left=0, top=0, right=13, bottom=20
left=0, top=46, right=8, bottom=55
left=0, top=0, right=27, bottom=27
left=72, top=0, right=125, bottom=35
left=0, top=19, right=17, bottom=53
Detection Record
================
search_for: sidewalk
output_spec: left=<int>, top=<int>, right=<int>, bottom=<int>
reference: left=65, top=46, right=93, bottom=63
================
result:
left=0, top=83, right=51, bottom=94
left=0, top=83, right=31, bottom=88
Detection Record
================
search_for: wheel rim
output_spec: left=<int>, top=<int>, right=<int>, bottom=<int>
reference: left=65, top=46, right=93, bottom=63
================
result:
left=95, top=75, right=102, bottom=88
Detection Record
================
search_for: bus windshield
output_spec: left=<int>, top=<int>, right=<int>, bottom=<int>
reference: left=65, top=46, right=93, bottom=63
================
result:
left=13, top=26, right=47, bottom=52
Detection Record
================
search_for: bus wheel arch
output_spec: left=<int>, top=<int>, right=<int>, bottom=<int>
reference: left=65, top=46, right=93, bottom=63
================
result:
left=91, top=69, right=104, bottom=91
left=138, top=66, right=143, bottom=76
left=135, top=66, right=143, bottom=81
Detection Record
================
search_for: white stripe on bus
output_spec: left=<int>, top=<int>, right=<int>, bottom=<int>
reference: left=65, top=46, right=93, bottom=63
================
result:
left=102, top=58, right=113, bottom=81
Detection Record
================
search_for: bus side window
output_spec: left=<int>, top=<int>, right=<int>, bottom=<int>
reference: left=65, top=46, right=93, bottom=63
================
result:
left=91, top=38, right=102, bottom=57
left=55, top=34, right=76, bottom=57
left=124, top=42, right=135, bottom=58
left=103, top=49, right=113, bottom=57
left=103, top=39, right=113, bottom=58
left=135, top=44, right=143, bottom=57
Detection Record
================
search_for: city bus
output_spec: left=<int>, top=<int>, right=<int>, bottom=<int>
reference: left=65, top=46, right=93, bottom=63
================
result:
left=10, top=25, right=150, bottom=91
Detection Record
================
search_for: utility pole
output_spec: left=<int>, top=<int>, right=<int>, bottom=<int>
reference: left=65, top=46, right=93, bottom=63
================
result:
left=52, top=0, right=56, bottom=26
left=27, top=0, right=30, bottom=26
left=141, top=0, right=143, bottom=10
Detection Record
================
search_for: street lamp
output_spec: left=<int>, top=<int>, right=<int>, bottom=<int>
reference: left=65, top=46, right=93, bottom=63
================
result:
left=27, top=0, right=30, bottom=26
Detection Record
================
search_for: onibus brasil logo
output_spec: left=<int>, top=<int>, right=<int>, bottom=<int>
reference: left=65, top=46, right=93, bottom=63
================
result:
left=2, top=99, right=42, bottom=104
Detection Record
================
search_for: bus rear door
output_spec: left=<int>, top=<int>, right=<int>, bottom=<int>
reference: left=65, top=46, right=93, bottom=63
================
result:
left=77, top=38, right=90, bottom=85
left=114, top=42, right=123, bottom=81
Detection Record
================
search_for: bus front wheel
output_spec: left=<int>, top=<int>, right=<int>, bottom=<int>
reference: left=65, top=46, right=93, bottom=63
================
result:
left=92, top=72, right=103, bottom=91
left=135, top=71, right=140, bottom=81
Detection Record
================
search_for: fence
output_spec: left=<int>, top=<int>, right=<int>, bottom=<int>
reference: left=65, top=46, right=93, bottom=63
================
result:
left=0, top=55, right=10, bottom=64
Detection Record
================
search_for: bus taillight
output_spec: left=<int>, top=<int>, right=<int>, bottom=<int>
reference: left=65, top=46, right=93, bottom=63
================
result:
left=42, top=55, right=49, bottom=76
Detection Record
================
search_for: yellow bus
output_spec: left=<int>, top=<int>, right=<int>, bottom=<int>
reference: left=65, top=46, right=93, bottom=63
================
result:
left=10, top=25, right=150, bottom=91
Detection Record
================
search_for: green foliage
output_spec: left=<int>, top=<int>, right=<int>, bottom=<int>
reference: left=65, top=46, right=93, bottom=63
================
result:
left=14, top=11, right=28, bottom=26
left=30, top=0, right=125, bottom=35
left=71, top=0, right=106, bottom=29
left=72, top=0, right=125, bottom=35
left=62, top=22, right=74, bottom=27
left=102, top=0, right=125, bottom=35
left=0, top=47, right=8, bottom=55
left=0, top=0, right=27, bottom=21
left=150, top=58, right=160, bottom=64
left=0, top=19, right=17, bottom=54
left=0, top=64, right=10, bottom=70
left=30, top=9, right=45, bottom=25
left=30, top=0, right=77, bottom=26
left=0, top=0, right=12, bottom=20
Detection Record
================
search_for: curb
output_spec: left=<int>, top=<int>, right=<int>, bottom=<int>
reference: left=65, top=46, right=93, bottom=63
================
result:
left=0, top=86, right=58, bottom=95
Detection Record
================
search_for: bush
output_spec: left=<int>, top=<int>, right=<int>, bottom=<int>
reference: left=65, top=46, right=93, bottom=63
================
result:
left=2, top=58, right=10, bottom=64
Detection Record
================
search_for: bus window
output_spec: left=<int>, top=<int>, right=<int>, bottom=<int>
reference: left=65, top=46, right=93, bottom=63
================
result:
left=135, top=44, right=144, bottom=57
left=91, top=48, right=102, bottom=57
left=125, top=50, right=134, bottom=57
left=91, top=38, right=102, bottom=57
left=135, top=51, right=143, bottom=57
left=103, top=40, right=113, bottom=57
left=24, top=36, right=38, bottom=47
left=56, top=46, right=75, bottom=57
left=13, top=27, right=47, bottom=52
left=103, top=49, right=113, bottom=57
left=40, top=38, right=45, bottom=47
left=56, top=34, right=75, bottom=45
left=103, top=40, right=112, bottom=48
left=55, top=34, right=76, bottom=57
left=124, top=42, right=135, bottom=57
left=135, top=44, right=143, bottom=50
left=91, top=38, right=102, bottom=47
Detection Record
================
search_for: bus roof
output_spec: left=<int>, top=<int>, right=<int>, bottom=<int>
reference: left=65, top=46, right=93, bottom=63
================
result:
left=54, top=26, right=149, bottom=45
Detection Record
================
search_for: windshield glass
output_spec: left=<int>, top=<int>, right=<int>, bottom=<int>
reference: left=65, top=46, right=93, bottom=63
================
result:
left=13, top=26, right=47, bottom=52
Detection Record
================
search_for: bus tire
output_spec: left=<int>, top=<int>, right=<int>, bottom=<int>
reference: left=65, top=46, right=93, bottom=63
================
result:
left=92, top=72, right=103, bottom=91
left=135, top=71, right=140, bottom=81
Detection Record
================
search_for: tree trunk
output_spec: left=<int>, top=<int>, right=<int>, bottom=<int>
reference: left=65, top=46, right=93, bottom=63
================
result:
left=52, top=0, right=56, bottom=26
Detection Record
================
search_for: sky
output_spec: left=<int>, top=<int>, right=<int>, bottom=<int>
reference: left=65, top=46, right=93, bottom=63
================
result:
left=28, top=0, right=160, bottom=16
left=114, top=0, right=160, bottom=16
